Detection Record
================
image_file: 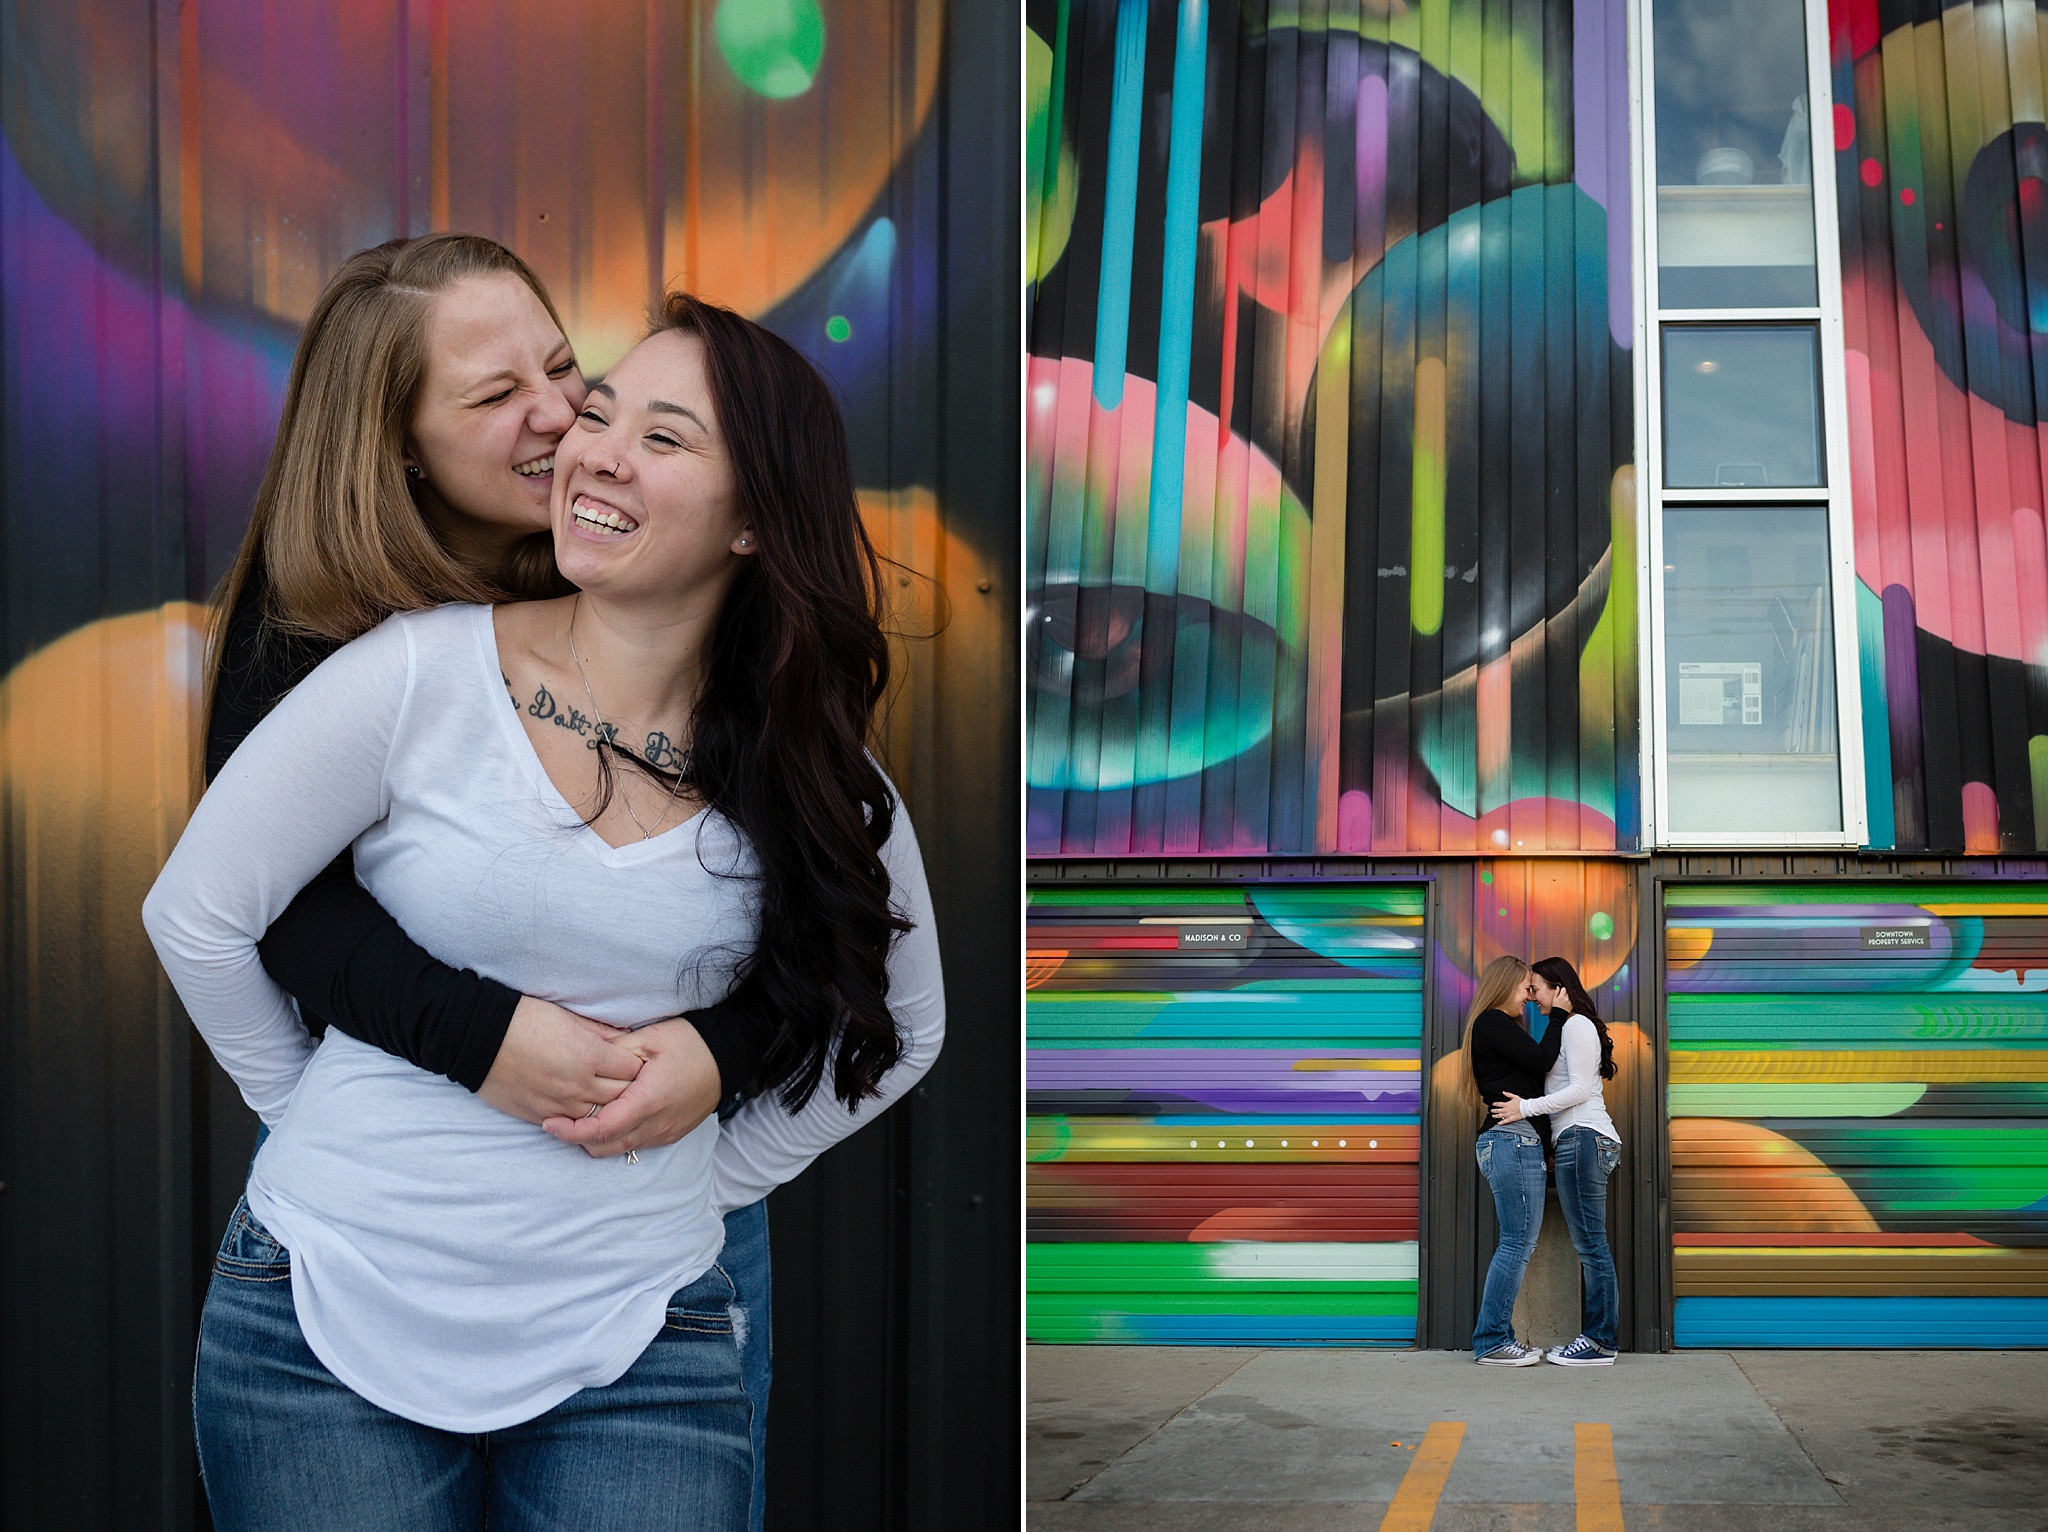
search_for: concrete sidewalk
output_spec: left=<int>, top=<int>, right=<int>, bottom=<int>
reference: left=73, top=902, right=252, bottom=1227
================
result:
left=1028, top=1346, right=2048, bottom=1530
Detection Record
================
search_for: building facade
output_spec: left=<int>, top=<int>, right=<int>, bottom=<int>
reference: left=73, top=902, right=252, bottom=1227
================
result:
left=1026, top=0, right=2048, bottom=1349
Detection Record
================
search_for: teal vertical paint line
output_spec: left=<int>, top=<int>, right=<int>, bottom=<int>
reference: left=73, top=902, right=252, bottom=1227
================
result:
left=1143, top=0, right=1208, bottom=595
left=1857, top=579, right=1896, bottom=848
left=1092, top=0, right=1149, bottom=410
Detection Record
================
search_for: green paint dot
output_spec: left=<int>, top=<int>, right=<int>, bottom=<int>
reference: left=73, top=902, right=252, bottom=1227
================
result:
left=1498, top=908, right=1507, bottom=918
left=715, top=0, right=825, bottom=99
left=1588, top=911, right=1615, bottom=941
left=825, top=314, right=852, bottom=343
left=1480, top=871, right=1493, bottom=884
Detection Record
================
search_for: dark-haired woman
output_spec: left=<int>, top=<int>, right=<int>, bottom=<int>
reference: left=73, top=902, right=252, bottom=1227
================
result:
left=1493, top=956, right=1620, bottom=1366
left=145, top=294, right=943, bottom=1529
left=194, top=233, right=791, bottom=1529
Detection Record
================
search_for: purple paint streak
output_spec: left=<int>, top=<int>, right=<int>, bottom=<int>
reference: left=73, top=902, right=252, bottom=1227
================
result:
left=1355, top=72, right=1389, bottom=260
left=1574, top=0, right=1633, bottom=349
left=1882, top=584, right=1926, bottom=845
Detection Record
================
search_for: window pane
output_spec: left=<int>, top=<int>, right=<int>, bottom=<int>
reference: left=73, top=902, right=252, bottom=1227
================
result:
left=1663, top=506, right=1840, bottom=833
left=1662, top=326, right=1822, bottom=488
left=1652, top=0, right=1817, bottom=308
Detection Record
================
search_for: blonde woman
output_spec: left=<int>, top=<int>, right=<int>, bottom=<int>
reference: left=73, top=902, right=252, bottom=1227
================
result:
left=1459, top=954, right=1562, bottom=1364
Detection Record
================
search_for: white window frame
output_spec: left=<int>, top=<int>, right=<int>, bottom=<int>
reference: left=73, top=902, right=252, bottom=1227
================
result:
left=1632, top=0, right=1868, bottom=849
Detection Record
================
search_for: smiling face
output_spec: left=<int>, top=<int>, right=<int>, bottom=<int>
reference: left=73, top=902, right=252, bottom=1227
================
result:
left=1528, top=973, right=1565, bottom=1012
left=551, top=328, right=752, bottom=605
left=406, top=273, right=585, bottom=558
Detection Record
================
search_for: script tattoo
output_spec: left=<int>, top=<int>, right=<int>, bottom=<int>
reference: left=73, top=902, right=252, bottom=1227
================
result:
left=643, top=731, right=686, bottom=771
left=528, top=683, right=619, bottom=750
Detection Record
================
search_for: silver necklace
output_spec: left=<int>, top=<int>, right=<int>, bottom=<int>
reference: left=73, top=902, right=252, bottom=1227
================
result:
left=566, top=594, right=688, bottom=841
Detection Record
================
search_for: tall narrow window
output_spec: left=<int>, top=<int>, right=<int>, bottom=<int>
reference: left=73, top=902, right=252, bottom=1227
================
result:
left=1652, top=0, right=1818, bottom=310
left=1641, top=0, right=1863, bottom=844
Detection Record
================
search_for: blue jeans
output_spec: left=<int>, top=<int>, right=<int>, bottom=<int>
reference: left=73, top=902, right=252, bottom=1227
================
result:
left=248, top=1131, right=773, bottom=1530
left=194, top=1199, right=751, bottom=1531
left=1553, top=1125, right=1623, bottom=1351
left=720, top=1198, right=771, bottom=1532
left=1472, top=1120, right=1547, bottom=1357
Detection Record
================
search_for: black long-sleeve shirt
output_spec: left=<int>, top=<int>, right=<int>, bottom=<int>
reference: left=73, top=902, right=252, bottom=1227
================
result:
left=1468, top=1007, right=1567, bottom=1144
left=203, top=569, right=772, bottom=1111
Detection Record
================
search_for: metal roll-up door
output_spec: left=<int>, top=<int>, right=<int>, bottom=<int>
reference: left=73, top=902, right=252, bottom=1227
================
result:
left=1026, top=884, right=1424, bottom=1345
left=1666, top=884, right=2048, bottom=1347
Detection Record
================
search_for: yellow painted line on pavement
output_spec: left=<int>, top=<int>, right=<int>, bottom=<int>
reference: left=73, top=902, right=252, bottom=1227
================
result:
left=1378, top=1419, right=1464, bottom=1532
left=1575, top=1422, right=1624, bottom=1532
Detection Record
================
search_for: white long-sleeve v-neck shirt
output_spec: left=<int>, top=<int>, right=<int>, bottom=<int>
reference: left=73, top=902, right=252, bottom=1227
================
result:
left=1520, top=1013, right=1619, bottom=1144
left=143, top=602, right=944, bottom=1431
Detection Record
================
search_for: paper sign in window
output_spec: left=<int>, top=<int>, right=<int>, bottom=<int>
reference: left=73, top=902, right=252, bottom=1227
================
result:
left=1678, top=662, right=1761, bottom=725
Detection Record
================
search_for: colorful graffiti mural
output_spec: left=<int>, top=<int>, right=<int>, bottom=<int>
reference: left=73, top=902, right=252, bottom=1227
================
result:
left=1026, top=884, right=1425, bottom=1342
left=1668, top=884, right=2048, bottom=1346
left=1026, top=0, right=1639, bottom=857
left=1026, top=859, right=1658, bottom=1350
left=1, top=2, right=1015, bottom=1523
left=1832, top=0, right=2048, bottom=853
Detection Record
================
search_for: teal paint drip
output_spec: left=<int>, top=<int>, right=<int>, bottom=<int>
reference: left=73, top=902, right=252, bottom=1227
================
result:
left=1092, top=0, right=1149, bottom=410
left=1856, top=579, right=1896, bottom=848
left=1143, top=0, right=1208, bottom=595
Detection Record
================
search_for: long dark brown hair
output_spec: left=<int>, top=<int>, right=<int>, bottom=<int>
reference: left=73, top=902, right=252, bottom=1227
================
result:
left=597, top=292, right=906, bottom=1110
left=1531, top=956, right=1615, bottom=1080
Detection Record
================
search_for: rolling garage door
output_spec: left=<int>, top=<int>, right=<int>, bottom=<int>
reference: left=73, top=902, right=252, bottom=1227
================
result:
left=1667, top=885, right=2048, bottom=1346
left=1026, top=884, right=1423, bottom=1344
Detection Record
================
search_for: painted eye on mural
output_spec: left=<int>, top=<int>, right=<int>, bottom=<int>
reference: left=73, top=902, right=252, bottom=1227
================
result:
left=1031, top=583, right=1145, bottom=681
left=1027, top=582, right=1281, bottom=724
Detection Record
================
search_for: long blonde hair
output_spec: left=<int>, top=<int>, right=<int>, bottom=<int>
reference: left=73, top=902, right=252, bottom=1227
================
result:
left=208, top=234, right=567, bottom=707
left=1453, top=954, right=1532, bottom=1128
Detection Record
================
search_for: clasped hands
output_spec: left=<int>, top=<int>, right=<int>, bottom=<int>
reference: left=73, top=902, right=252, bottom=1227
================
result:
left=477, top=996, right=723, bottom=1159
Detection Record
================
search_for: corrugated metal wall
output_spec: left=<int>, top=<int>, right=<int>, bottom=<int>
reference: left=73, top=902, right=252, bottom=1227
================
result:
left=0, top=3, right=1017, bottom=1526
left=1025, top=0, right=1640, bottom=858
left=1832, top=0, right=2048, bottom=852
left=1667, top=883, right=2048, bottom=1345
left=1420, top=858, right=1663, bottom=1351
left=1025, top=858, right=1668, bottom=1353
left=1026, top=883, right=1425, bottom=1342
left=1037, top=853, right=2048, bottom=1352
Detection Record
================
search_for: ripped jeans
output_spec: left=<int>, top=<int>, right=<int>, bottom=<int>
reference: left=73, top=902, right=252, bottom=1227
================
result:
left=1472, top=1120, right=1547, bottom=1357
left=1553, top=1125, right=1623, bottom=1351
left=194, top=1198, right=751, bottom=1532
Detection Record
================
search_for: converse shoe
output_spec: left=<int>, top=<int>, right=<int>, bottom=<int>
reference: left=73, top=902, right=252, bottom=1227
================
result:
left=1545, top=1335, right=1616, bottom=1366
left=1475, top=1339, right=1544, bottom=1366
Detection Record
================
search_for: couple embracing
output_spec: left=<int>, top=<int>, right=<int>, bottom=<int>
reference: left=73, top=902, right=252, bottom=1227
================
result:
left=143, top=233, right=944, bottom=1530
left=1461, top=956, right=1622, bottom=1368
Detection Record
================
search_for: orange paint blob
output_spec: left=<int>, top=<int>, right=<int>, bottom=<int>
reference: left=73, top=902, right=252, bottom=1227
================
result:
left=1671, top=1120, right=1879, bottom=1234
left=1666, top=927, right=1714, bottom=970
